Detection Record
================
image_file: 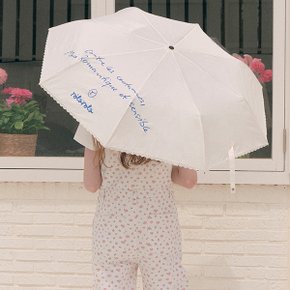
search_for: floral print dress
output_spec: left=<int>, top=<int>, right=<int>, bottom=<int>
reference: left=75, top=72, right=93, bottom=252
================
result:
left=74, top=125, right=188, bottom=290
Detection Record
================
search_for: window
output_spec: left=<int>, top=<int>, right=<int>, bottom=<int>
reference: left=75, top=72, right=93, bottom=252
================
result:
left=114, top=0, right=284, bottom=173
left=0, top=0, right=91, bottom=159
left=0, top=0, right=288, bottom=183
left=110, top=0, right=287, bottom=185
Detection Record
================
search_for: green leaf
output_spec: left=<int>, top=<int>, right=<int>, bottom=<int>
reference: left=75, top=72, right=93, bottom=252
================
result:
left=14, top=121, right=24, bottom=130
left=24, top=112, right=35, bottom=123
left=0, top=98, right=49, bottom=133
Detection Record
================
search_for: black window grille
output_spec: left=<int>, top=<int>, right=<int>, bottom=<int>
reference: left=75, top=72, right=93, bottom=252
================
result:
left=0, top=0, right=91, bottom=62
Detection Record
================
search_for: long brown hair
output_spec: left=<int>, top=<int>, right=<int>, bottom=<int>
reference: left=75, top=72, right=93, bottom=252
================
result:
left=92, top=137, right=151, bottom=169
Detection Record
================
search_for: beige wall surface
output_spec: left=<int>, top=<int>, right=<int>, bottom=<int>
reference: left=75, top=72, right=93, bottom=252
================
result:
left=0, top=182, right=289, bottom=290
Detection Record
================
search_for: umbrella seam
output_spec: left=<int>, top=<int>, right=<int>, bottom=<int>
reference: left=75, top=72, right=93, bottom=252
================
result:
left=90, top=47, right=165, bottom=58
left=40, top=83, right=194, bottom=167
left=175, top=51, right=267, bottom=145
left=39, top=28, right=114, bottom=148
left=170, top=51, right=207, bottom=170
left=176, top=51, right=268, bottom=161
left=175, top=24, right=228, bottom=56
left=178, top=49, right=236, bottom=61
left=40, top=60, right=82, bottom=84
left=140, top=10, right=169, bottom=45
left=175, top=25, right=199, bottom=48
left=236, top=90, right=268, bottom=143
left=176, top=50, right=244, bottom=97
left=89, top=19, right=166, bottom=48
left=105, top=49, right=170, bottom=146
left=38, top=83, right=108, bottom=149
left=40, top=50, right=166, bottom=84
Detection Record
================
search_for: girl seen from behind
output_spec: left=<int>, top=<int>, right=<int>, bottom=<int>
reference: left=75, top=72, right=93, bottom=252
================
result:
left=74, top=124, right=197, bottom=290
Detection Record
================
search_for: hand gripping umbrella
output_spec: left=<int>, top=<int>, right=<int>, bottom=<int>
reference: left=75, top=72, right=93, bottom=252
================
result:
left=39, top=7, right=269, bottom=193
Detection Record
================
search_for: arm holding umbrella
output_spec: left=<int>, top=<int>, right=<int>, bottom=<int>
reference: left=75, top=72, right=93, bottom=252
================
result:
left=84, top=147, right=102, bottom=193
left=171, top=166, right=198, bottom=189
left=73, top=124, right=102, bottom=193
left=74, top=123, right=198, bottom=191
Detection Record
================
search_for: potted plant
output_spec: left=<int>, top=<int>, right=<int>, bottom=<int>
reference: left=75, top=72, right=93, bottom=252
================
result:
left=232, top=53, right=273, bottom=159
left=0, top=67, right=49, bottom=156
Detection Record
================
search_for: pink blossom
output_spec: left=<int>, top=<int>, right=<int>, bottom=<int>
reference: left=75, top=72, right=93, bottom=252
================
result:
left=2, top=87, right=32, bottom=99
left=259, top=69, right=272, bottom=83
left=232, top=53, right=253, bottom=66
left=2, top=87, right=13, bottom=95
left=5, top=96, right=25, bottom=106
left=232, top=53, right=244, bottom=62
left=0, top=68, right=8, bottom=85
left=243, top=54, right=253, bottom=66
left=250, top=58, right=265, bottom=74
left=2, top=87, right=33, bottom=106
left=233, top=53, right=272, bottom=84
left=8, top=88, right=32, bottom=99
left=6, top=97, right=15, bottom=106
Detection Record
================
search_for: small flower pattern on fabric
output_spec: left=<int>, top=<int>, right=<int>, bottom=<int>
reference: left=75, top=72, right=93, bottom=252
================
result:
left=92, top=148, right=188, bottom=290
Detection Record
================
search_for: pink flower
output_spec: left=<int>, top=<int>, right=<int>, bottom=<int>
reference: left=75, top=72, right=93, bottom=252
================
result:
left=6, top=97, right=15, bottom=106
left=2, top=87, right=33, bottom=106
left=250, top=58, right=265, bottom=74
left=5, top=96, right=26, bottom=106
left=233, top=53, right=254, bottom=66
left=2, top=87, right=32, bottom=99
left=243, top=54, right=253, bottom=66
left=6, top=96, right=26, bottom=106
left=259, top=69, right=272, bottom=83
left=232, top=53, right=244, bottom=62
left=233, top=53, right=272, bottom=84
left=7, top=88, right=32, bottom=99
left=0, top=68, right=8, bottom=85
left=2, top=87, right=13, bottom=95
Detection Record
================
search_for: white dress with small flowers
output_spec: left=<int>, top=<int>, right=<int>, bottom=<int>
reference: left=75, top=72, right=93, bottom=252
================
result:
left=74, top=125, right=188, bottom=290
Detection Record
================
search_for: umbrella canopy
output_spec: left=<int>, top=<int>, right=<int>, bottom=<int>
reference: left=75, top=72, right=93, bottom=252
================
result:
left=39, top=7, right=268, bottom=176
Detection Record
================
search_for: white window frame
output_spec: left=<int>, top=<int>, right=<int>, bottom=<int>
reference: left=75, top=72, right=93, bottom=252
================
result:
left=0, top=0, right=289, bottom=185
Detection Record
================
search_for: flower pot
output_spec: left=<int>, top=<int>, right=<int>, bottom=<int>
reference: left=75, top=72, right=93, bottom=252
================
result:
left=0, top=133, right=38, bottom=156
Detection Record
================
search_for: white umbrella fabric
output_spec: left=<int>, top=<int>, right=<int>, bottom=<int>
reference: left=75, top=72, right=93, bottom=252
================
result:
left=39, top=7, right=269, bottom=193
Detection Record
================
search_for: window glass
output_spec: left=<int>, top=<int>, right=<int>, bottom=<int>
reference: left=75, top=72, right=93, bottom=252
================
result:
left=0, top=0, right=91, bottom=157
left=115, top=0, right=273, bottom=159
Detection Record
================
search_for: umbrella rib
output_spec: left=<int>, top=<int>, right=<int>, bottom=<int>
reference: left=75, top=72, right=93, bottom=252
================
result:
left=175, top=50, right=266, bottom=158
left=179, top=49, right=234, bottom=60
left=134, top=49, right=169, bottom=102
left=175, top=50, right=242, bottom=97
left=41, top=48, right=166, bottom=84
left=105, top=49, right=169, bottom=145
left=175, top=24, right=231, bottom=59
left=140, top=11, right=169, bottom=45
left=97, top=47, right=165, bottom=58
left=90, top=19, right=166, bottom=48
left=175, top=24, right=199, bottom=47
left=176, top=51, right=265, bottom=135
left=129, top=33, right=167, bottom=48
left=171, top=52, right=207, bottom=169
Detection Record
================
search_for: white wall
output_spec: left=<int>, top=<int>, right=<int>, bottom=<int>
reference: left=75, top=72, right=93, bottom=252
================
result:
left=0, top=182, right=289, bottom=290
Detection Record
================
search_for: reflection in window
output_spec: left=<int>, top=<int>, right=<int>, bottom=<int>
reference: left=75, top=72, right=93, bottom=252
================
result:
left=116, top=0, right=273, bottom=159
left=0, top=0, right=91, bottom=157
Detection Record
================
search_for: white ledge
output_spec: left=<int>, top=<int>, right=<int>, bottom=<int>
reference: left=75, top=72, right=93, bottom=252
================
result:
left=1, top=169, right=290, bottom=185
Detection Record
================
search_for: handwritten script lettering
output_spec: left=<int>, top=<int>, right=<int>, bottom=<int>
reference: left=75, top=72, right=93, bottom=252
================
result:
left=65, top=50, right=78, bottom=59
left=71, top=91, right=93, bottom=113
left=116, top=76, right=145, bottom=106
left=129, top=102, right=150, bottom=133
left=80, top=56, right=118, bottom=92
left=65, top=50, right=149, bottom=133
